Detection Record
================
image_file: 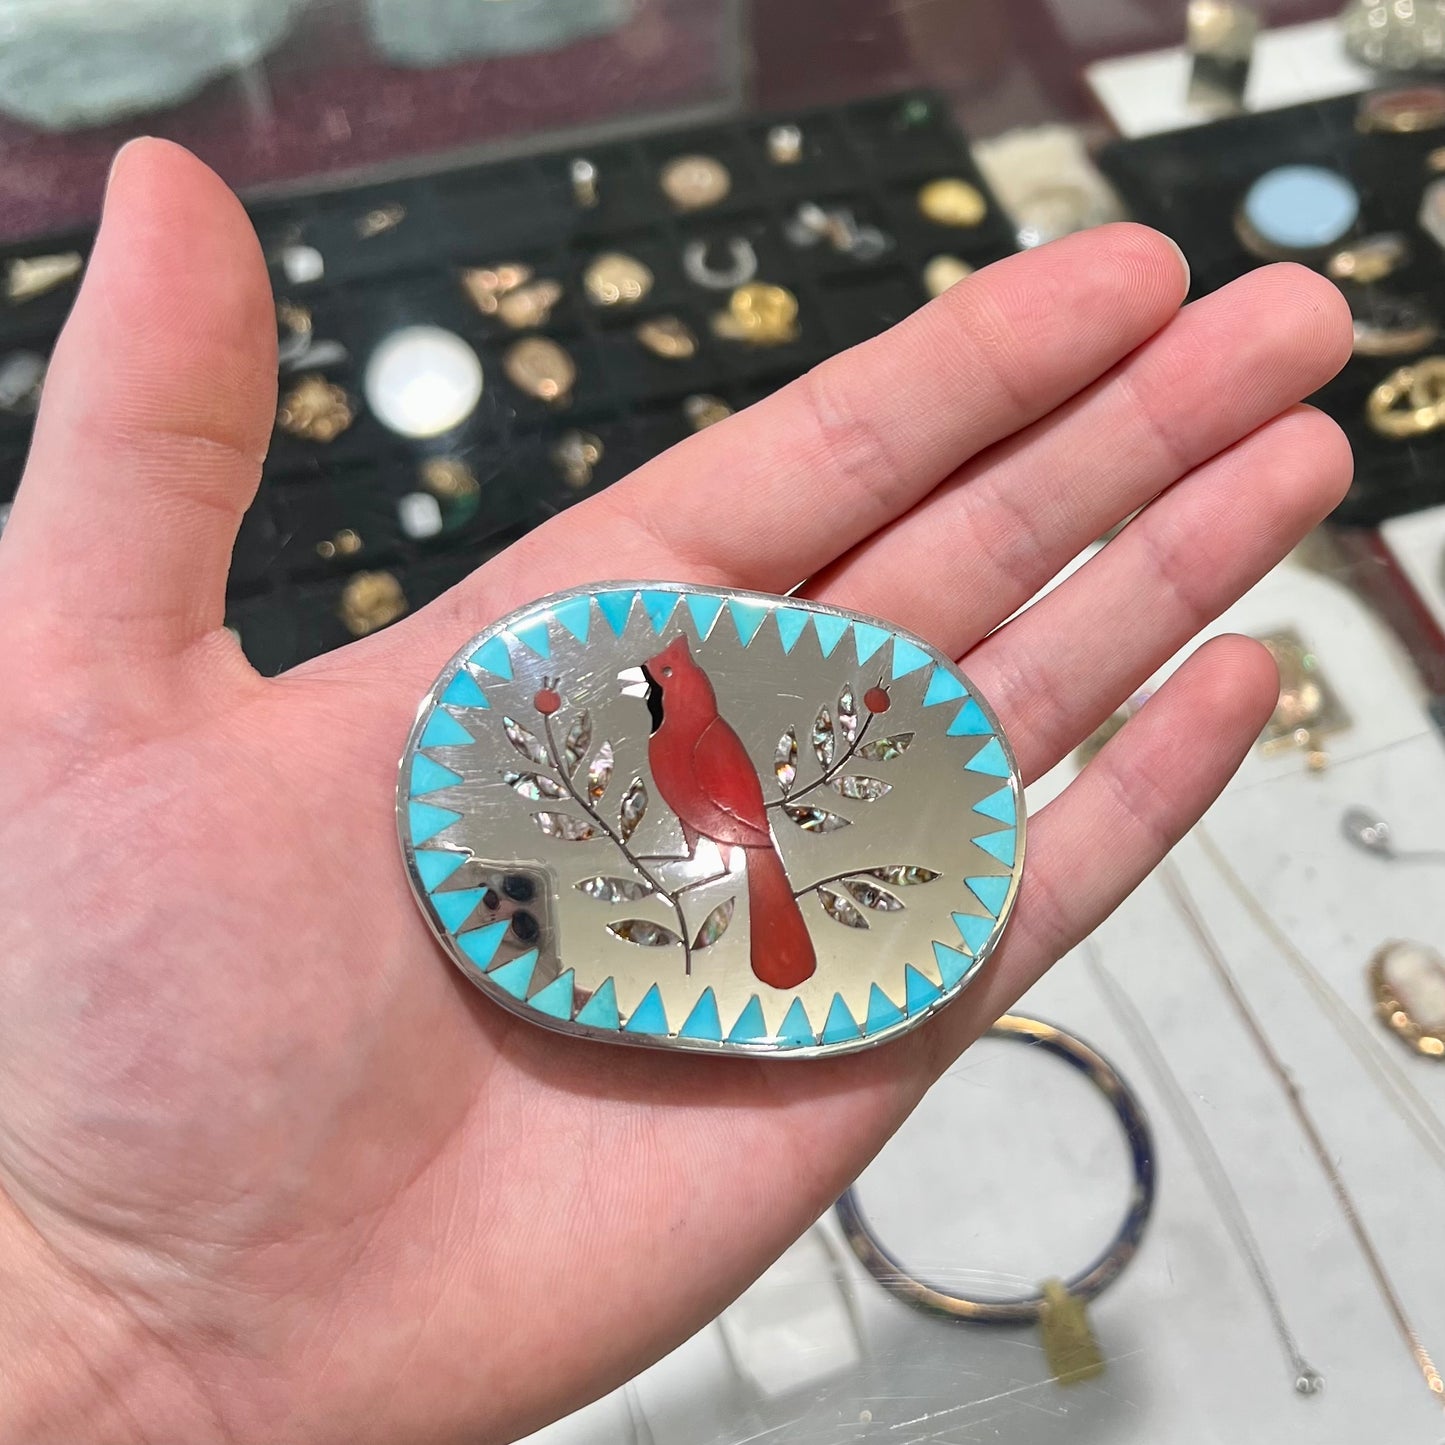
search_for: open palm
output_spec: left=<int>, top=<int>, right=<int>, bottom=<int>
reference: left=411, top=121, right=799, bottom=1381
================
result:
left=0, top=142, right=1351, bottom=1445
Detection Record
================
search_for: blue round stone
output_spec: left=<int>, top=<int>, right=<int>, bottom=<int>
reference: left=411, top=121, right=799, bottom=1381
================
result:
left=1241, top=165, right=1360, bottom=252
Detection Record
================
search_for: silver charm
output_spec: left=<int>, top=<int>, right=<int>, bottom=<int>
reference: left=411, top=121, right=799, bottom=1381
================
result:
left=682, top=237, right=759, bottom=290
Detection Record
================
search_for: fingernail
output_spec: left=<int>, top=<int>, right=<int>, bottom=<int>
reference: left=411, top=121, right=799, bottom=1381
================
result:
left=1164, top=233, right=1191, bottom=294
left=106, top=136, right=155, bottom=191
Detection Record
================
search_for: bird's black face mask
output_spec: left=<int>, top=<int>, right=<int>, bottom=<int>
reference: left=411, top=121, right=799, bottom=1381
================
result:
left=639, top=664, right=665, bottom=734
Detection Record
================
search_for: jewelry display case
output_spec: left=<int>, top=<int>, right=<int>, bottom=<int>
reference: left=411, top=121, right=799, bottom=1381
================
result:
left=2, top=3, right=1443, bottom=1442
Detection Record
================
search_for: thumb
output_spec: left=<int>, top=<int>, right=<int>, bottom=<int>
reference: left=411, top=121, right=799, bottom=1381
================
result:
left=0, top=139, right=276, bottom=667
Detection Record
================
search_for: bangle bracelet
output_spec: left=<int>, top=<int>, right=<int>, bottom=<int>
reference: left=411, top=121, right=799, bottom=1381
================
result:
left=834, top=1012, right=1155, bottom=1325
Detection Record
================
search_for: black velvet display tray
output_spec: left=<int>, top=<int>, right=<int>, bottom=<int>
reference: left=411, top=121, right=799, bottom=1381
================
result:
left=1100, top=92, right=1445, bottom=528
left=0, top=91, right=1013, bottom=675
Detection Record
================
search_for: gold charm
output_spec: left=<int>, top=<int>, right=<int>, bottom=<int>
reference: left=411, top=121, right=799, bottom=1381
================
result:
left=551, top=429, right=604, bottom=489
left=315, top=528, right=363, bottom=561
left=503, top=337, right=576, bottom=404
left=421, top=456, right=479, bottom=501
left=1256, top=629, right=1349, bottom=769
left=461, top=262, right=534, bottom=315
left=6, top=251, right=82, bottom=303
left=419, top=457, right=481, bottom=533
left=583, top=251, right=654, bottom=307
left=1325, top=232, right=1409, bottom=284
left=277, top=375, right=355, bottom=443
left=1368, top=940, right=1445, bottom=1058
left=339, top=570, right=407, bottom=637
left=496, top=279, right=564, bottom=331
left=356, top=203, right=406, bottom=238
left=276, top=300, right=314, bottom=368
left=683, top=393, right=733, bottom=430
left=923, top=254, right=974, bottom=298
left=712, top=282, right=799, bottom=346
left=634, top=314, right=698, bottom=360
left=659, top=154, right=731, bottom=210
left=917, top=178, right=988, bottom=228
left=1366, top=358, right=1445, bottom=438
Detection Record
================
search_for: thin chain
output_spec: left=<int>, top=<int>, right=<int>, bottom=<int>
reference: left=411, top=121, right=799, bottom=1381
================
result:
left=1194, top=826, right=1445, bottom=1173
left=1161, top=859, right=1445, bottom=1408
left=1084, top=942, right=1322, bottom=1396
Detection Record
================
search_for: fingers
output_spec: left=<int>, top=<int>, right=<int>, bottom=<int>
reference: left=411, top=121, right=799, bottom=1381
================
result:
left=967, top=403, right=1352, bottom=783
left=928, top=635, right=1278, bottom=1062
left=0, top=140, right=276, bottom=660
left=809, top=263, right=1353, bottom=652
left=367, top=225, right=1187, bottom=678
left=590, top=223, right=1187, bottom=591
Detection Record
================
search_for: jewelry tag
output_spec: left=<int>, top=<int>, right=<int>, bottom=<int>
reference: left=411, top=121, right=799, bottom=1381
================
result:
left=1037, top=1278, right=1105, bottom=1384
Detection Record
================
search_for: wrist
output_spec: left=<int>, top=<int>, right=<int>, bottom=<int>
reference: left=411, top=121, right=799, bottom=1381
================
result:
left=0, top=1196, right=222, bottom=1445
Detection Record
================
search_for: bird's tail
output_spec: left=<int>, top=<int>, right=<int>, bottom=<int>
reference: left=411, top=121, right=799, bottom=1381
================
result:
left=745, top=844, right=817, bottom=991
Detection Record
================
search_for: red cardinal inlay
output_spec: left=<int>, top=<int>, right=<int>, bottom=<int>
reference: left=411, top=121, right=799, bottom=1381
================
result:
left=640, top=634, right=817, bottom=991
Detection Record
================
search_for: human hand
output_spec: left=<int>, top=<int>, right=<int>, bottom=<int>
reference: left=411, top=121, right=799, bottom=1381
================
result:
left=0, top=140, right=1351, bottom=1445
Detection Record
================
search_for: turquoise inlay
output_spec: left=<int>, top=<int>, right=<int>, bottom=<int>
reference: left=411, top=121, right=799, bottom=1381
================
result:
left=511, top=620, right=551, bottom=659
left=409, top=801, right=461, bottom=845
left=576, top=977, right=621, bottom=1030
left=821, top=994, right=863, bottom=1044
left=624, top=983, right=669, bottom=1035
left=410, top=755, right=463, bottom=798
left=529, top=969, right=575, bottom=1019
left=641, top=589, right=679, bottom=632
left=933, top=940, right=972, bottom=990
left=853, top=622, right=889, bottom=666
left=420, top=710, right=474, bottom=748
left=865, top=982, right=906, bottom=1034
left=729, top=599, right=769, bottom=645
left=891, top=637, right=932, bottom=680
left=678, top=988, right=724, bottom=1042
left=947, top=698, right=992, bottom=736
left=414, top=848, right=467, bottom=891
left=964, top=737, right=1009, bottom=777
left=471, top=635, right=514, bottom=679
left=441, top=669, right=489, bottom=708
left=727, top=995, right=770, bottom=1043
left=904, top=963, right=942, bottom=1014
left=552, top=595, right=592, bottom=643
left=812, top=612, right=849, bottom=658
left=973, top=786, right=1015, bottom=825
left=684, top=593, right=725, bottom=637
left=967, top=875, right=1010, bottom=917
left=432, top=886, right=487, bottom=933
left=777, top=996, right=816, bottom=1047
left=488, top=949, right=538, bottom=998
left=774, top=608, right=810, bottom=654
left=458, top=920, right=511, bottom=970
left=596, top=590, right=634, bottom=637
left=952, top=911, right=995, bottom=956
left=922, top=666, right=968, bottom=707
left=974, top=829, right=1016, bottom=867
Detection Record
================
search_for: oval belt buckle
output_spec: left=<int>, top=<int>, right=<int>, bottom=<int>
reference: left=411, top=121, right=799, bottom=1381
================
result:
left=397, top=584, right=1025, bottom=1058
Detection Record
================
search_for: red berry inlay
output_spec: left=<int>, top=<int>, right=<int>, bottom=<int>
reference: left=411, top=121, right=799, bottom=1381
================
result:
left=534, top=686, right=561, bottom=716
left=864, top=686, right=891, bottom=713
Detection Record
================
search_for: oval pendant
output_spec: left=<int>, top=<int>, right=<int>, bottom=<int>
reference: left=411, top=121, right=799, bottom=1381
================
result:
left=397, top=584, right=1024, bottom=1058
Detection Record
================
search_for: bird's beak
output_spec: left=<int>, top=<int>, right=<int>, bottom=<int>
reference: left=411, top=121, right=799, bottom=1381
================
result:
left=617, top=665, right=649, bottom=698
